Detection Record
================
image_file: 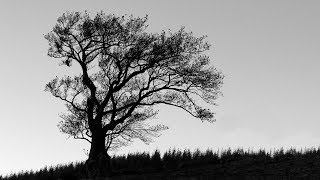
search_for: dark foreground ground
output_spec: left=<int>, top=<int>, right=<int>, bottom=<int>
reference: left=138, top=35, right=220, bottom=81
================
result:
left=2, top=148, right=320, bottom=180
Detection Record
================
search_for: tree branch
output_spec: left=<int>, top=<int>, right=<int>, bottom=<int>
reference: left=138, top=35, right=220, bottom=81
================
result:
left=52, top=94, right=87, bottom=113
left=139, top=101, right=198, bottom=118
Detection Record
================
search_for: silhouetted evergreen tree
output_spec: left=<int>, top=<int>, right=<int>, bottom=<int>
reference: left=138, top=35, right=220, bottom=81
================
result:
left=151, top=149, right=162, bottom=169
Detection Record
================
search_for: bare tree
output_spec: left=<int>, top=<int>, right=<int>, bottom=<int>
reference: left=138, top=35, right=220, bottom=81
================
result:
left=44, top=11, right=223, bottom=177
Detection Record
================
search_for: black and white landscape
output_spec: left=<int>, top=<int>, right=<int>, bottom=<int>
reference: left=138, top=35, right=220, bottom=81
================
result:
left=0, top=0, right=319, bottom=179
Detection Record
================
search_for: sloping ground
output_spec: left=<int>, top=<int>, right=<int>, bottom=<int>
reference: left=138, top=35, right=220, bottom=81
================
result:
left=109, top=157, right=320, bottom=179
left=2, top=148, right=320, bottom=179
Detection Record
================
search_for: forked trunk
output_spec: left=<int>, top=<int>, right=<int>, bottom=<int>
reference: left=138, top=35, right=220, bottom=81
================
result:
left=86, top=131, right=111, bottom=178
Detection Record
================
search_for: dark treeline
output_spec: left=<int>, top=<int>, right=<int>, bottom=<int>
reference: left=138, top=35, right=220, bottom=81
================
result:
left=2, top=147, right=320, bottom=179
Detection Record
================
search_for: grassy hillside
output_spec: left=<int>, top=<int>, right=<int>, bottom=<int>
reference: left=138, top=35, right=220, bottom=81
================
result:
left=2, top=147, right=320, bottom=179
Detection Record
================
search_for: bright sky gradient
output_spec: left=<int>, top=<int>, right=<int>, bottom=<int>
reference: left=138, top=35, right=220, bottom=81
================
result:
left=0, top=0, right=320, bottom=176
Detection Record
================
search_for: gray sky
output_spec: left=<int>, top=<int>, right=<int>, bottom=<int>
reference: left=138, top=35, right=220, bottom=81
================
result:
left=1, top=0, right=320, bottom=176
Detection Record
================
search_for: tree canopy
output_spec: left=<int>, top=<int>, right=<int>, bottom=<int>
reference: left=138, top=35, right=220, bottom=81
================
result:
left=45, top=11, right=223, bottom=153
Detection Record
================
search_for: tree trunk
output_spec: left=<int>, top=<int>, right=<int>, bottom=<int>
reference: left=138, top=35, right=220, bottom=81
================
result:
left=85, top=131, right=111, bottom=179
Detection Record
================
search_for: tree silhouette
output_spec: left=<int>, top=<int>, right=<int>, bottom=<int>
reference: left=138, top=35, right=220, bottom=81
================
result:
left=44, top=11, right=223, bottom=178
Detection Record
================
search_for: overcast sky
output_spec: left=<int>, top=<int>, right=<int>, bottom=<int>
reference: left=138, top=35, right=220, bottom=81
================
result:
left=1, top=0, right=320, bottom=176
